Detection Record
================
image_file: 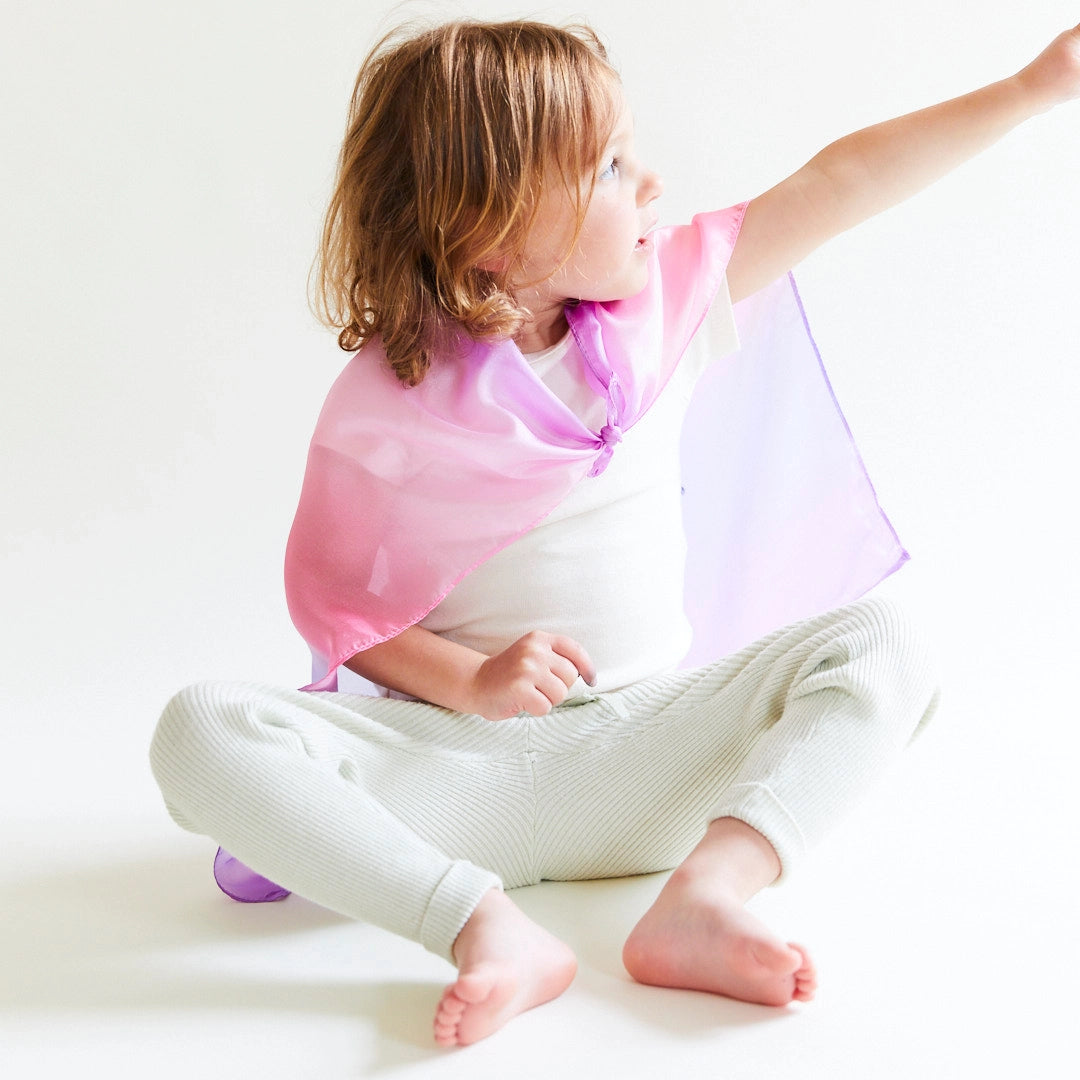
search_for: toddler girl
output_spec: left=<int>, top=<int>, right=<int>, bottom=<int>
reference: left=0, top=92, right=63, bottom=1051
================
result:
left=150, top=18, right=1080, bottom=1048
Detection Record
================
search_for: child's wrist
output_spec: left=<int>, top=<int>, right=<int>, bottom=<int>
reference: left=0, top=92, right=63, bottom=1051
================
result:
left=455, top=654, right=491, bottom=717
left=1011, top=26, right=1080, bottom=115
left=1007, top=70, right=1061, bottom=116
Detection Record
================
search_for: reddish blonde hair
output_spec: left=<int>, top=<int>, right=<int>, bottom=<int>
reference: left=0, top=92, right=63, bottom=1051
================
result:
left=311, top=20, right=619, bottom=385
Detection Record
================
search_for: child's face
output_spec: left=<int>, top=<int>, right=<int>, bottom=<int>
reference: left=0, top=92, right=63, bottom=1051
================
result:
left=514, top=86, right=663, bottom=316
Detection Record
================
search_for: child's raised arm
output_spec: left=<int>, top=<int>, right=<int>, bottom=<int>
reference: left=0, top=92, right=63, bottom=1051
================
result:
left=726, top=23, right=1080, bottom=303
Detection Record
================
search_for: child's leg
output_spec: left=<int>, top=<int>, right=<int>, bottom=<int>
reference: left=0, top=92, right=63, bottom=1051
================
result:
left=150, top=682, right=576, bottom=1045
left=151, top=682, right=503, bottom=957
left=626, top=595, right=936, bottom=1003
left=533, top=595, right=939, bottom=1004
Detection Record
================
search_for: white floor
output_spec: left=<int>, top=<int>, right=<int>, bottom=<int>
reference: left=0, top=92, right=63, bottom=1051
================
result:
left=5, top=564, right=1079, bottom=1079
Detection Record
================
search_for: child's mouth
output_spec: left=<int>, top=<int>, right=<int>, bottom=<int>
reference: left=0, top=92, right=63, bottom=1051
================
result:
left=636, top=220, right=659, bottom=251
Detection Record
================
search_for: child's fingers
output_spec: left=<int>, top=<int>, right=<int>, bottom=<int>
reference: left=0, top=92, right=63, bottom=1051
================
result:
left=548, top=651, right=584, bottom=690
left=549, top=635, right=597, bottom=686
left=535, top=670, right=574, bottom=709
left=519, top=686, right=556, bottom=716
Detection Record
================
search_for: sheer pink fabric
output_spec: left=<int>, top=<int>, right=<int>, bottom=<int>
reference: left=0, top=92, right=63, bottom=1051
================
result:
left=286, top=205, right=751, bottom=690
left=284, top=203, right=905, bottom=690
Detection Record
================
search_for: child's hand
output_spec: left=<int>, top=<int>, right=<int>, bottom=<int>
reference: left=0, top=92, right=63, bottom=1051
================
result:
left=469, top=631, right=597, bottom=721
left=1015, top=22, right=1080, bottom=110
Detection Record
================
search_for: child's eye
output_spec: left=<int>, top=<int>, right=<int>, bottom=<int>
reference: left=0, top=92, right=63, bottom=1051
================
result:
left=599, top=157, right=620, bottom=181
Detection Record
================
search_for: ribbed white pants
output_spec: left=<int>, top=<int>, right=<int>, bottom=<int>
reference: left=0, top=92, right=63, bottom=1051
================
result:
left=150, top=596, right=938, bottom=963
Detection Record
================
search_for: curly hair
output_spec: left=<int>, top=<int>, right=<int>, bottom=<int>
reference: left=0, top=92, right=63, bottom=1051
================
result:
left=311, top=20, right=619, bottom=385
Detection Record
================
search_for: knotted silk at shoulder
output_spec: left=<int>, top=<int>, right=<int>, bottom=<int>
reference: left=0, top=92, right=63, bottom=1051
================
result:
left=284, top=203, right=905, bottom=689
left=285, top=205, right=750, bottom=688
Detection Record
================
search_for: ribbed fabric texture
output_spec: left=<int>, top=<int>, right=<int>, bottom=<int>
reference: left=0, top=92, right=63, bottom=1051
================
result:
left=150, top=596, right=938, bottom=962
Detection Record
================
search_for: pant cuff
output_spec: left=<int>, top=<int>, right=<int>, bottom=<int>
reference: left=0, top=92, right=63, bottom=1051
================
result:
left=419, top=860, right=503, bottom=963
left=708, top=782, right=805, bottom=885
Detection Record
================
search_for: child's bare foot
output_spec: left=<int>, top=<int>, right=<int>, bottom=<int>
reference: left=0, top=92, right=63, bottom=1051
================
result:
left=622, top=869, right=817, bottom=1006
left=434, top=888, right=577, bottom=1047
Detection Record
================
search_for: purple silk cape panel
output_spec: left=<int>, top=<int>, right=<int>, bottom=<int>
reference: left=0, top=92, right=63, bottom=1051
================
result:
left=678, top=272, right=906, bottom=668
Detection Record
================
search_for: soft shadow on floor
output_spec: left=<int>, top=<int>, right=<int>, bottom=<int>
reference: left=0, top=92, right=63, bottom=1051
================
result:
left=3, top=834, right=793, bottom=1061
left=2, top=840, right=445, bottom=1071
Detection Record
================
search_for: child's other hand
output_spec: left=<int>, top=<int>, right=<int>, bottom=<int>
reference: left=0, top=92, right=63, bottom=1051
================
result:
left=469, top=631, right=597, bottom=721
left=1015, top=22, right=1080, bottom=110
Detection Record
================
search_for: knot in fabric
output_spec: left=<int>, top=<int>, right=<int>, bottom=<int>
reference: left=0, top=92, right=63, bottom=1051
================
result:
left=588, top=424, right=624, bottom=478
left=599, top=424, right=623, bottom=447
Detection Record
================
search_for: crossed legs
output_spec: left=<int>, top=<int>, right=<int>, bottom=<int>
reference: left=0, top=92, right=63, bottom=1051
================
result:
left=151, top=597, right=936, bottom=1048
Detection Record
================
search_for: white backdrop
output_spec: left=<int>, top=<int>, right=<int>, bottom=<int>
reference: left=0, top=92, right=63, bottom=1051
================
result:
left=2, top=0, right=1077, bottom=819
left=3, top=2, right=1079, bottom=1076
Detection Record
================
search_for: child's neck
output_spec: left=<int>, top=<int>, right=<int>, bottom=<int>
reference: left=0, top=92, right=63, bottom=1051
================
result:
left=514, top=305, right=569, bottom=354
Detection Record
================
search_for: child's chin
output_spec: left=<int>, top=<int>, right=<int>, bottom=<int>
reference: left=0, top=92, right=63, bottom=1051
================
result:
left=580, top=266, right=651, bottom=306
left=616, top=267, right=651, bottom=301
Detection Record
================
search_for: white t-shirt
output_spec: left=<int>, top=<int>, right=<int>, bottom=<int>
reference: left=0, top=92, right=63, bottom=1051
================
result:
left=418, top=280, right=739, bottom=695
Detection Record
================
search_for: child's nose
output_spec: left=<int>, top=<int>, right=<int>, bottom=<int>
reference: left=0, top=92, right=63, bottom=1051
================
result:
left=638, top=169, right=663, bottom=205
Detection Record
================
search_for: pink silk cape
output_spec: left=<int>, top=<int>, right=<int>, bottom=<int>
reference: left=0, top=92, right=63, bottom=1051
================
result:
left=284, top=203, right=907, bottom=691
